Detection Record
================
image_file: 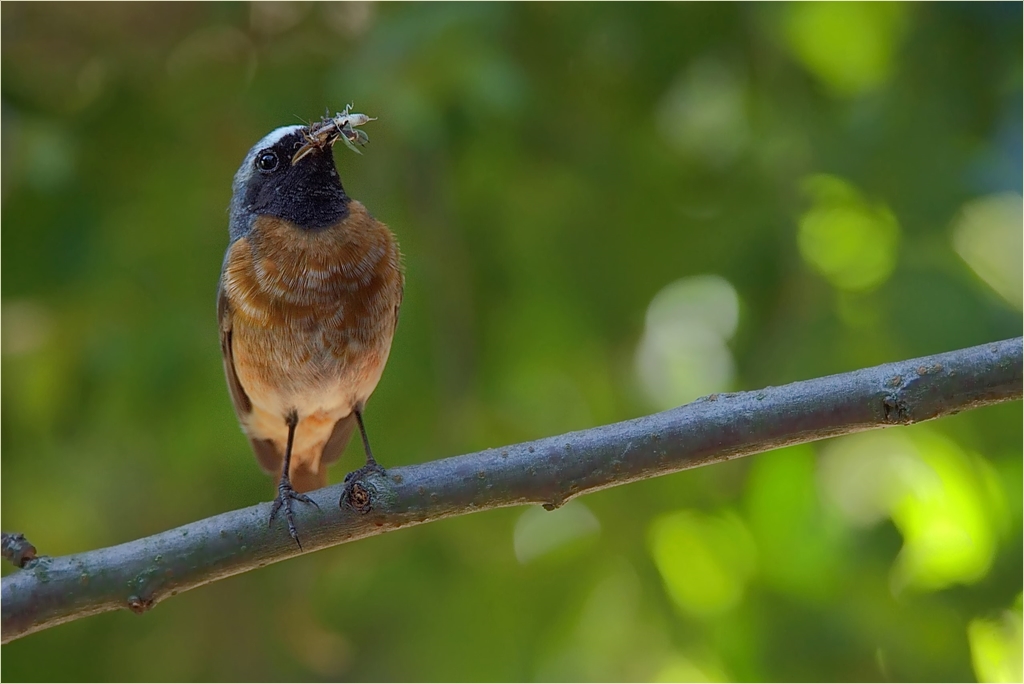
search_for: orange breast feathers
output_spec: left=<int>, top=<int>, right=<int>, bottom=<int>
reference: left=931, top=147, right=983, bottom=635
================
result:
left=221, top=201, right=404, bottom=414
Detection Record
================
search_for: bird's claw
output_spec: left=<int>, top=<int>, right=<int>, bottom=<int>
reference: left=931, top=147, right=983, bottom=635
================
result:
left=269, top=479, right=319, bottom=549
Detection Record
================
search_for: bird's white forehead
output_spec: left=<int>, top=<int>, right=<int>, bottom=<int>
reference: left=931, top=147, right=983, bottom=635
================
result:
left=252, top=124, right=304, bottom=153
left=233, top=124, right=306, bottom=190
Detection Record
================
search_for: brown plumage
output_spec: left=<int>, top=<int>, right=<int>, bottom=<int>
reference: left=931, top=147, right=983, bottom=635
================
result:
left=219, top=206, right=403, bottom=491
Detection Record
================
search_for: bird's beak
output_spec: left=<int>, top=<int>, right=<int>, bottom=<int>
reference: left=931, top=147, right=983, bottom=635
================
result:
left=291, top=128, right=332, bottom=166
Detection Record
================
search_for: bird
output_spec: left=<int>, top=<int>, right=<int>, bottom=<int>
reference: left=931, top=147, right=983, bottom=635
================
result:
left=218, top=121, right=403, bottom=547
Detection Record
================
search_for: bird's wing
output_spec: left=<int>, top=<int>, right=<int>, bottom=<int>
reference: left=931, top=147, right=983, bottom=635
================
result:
left=218, top=283, right=282, bottom=475
left=319, top=413, right=357, bottom=467
left=394, top=269, right=405, bottom=332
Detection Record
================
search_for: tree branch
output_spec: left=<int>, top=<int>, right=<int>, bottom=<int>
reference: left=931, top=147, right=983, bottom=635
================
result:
left=3, top=338, right=1021, bottom=643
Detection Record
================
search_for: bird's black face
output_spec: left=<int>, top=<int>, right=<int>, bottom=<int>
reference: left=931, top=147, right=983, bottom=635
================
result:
left=229, top=126, right=350, bottom=239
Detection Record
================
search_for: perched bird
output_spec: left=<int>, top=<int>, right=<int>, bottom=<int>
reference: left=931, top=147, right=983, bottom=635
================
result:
left=218, top=122, right=403, bottom=546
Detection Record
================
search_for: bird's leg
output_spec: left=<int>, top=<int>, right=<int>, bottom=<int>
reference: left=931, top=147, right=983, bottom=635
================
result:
left=356, top=410, right=383, bottom=469
left=341, top=409, right=386, bottom=511
left=269, top=410, right=319, bottom=549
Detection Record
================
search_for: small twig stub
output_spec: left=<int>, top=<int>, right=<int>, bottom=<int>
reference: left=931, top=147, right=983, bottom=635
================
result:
left=344, top=482, right=373, bottom=513
left=1, top=533, right=38, bottom=568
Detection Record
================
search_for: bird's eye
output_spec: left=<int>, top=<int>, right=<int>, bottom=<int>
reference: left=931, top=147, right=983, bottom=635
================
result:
left=256, top=150, right=279, bottom=172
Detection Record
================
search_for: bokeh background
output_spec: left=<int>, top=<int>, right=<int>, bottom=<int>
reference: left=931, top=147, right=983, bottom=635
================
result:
left=2, top=2, right=1021, bottom=681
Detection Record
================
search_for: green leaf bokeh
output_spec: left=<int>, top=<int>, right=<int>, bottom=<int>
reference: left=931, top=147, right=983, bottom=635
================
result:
left=2, top=3, right=1021, bottom=681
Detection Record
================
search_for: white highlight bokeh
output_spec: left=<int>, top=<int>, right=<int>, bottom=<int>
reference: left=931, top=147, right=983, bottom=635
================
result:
left=635, top=275, right=740, bottom=409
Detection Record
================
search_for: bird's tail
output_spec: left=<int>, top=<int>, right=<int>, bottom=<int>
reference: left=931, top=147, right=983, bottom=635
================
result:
left=283, top=462, right=328, bottom=493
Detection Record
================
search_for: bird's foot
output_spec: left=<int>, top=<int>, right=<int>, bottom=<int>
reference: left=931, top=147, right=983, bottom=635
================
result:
left=269, top=478, right=320, bottom=549
left=341, top=461, right=386, bottom=513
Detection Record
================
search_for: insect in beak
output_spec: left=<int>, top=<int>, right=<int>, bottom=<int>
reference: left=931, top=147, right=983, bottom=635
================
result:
left=291, top=104, right=377, bottom=165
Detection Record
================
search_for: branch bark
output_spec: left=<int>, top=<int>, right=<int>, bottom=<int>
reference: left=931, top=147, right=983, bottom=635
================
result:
left=3, top=338, right=1021, bottom=643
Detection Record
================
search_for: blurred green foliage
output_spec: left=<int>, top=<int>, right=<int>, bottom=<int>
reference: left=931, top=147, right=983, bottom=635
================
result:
left=1, top=2, right=1021, bottom=681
